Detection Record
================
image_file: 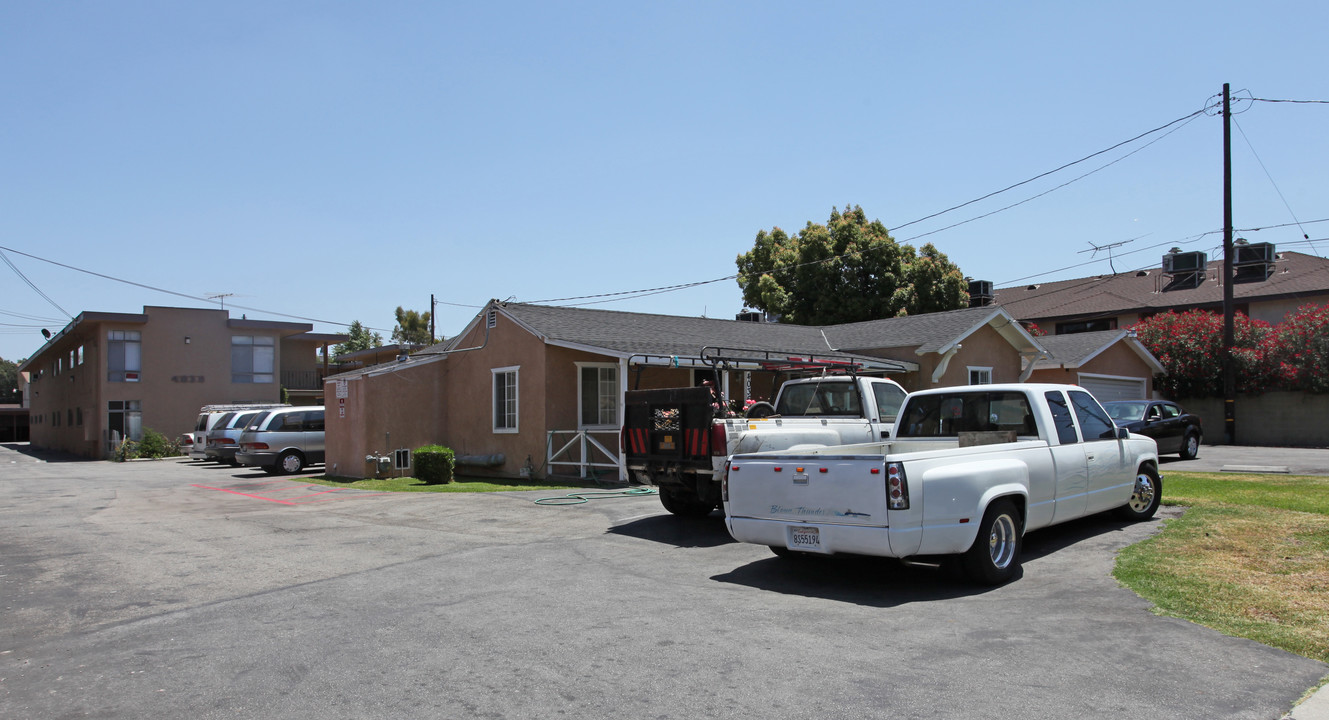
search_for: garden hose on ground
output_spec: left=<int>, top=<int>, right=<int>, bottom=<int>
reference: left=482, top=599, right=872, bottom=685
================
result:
left=534, top=487, right=658, bottom=506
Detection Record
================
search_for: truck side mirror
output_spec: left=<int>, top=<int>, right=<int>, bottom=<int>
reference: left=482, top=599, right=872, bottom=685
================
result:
left=1116, top=427, right=1130, bottom=440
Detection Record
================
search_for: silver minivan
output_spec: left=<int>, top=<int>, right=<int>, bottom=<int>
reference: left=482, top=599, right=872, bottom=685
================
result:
left=204, top=410, right=265, bottom=465
left=235, top=406, right=325, bottom=475
left=188, top=404, right=288, bottom=460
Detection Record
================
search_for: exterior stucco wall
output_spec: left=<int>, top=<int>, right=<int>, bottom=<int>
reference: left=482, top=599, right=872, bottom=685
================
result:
left=1249, top=297, right=1329, bottom=325
left=439, top=314, right=548, bottom=477
left=22, top=306, right=318, bottom=459
left=1176, top=392, right=1329, bottom=448
left=25, top=330, right=100, bottom=457
left=323, top=357, right=449, bottom=479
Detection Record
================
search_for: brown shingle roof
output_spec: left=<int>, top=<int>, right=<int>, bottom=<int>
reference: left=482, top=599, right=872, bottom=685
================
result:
left=995, top=251, right=1329, bottom=322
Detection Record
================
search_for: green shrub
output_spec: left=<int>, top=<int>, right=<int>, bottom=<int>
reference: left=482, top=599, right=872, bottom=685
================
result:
left=414, top=445, right=456, bottom=484
left=112, top=439, right=140, bottom=462
left=137, top=428, right=178, bottom=459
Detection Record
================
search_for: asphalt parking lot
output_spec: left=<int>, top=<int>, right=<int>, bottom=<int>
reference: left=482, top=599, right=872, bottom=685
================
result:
left=1, top=444, right=1326, bottom=719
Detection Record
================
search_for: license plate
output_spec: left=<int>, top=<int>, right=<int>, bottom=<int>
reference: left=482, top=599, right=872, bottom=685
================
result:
left=658, top=435, right=675, bottom=450
left=788, top=525, right=821, bottom=552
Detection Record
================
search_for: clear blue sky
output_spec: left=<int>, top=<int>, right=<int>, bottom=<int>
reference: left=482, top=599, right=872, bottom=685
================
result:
left=3, top=1, right=1327, bottom=362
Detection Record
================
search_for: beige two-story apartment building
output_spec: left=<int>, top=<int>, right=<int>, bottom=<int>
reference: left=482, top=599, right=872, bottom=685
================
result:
left=20, top=306, right=345, bottom=458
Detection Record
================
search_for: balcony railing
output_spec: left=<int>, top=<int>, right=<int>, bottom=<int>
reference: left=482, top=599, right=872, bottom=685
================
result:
left=280, top=369, right=329, bottom=390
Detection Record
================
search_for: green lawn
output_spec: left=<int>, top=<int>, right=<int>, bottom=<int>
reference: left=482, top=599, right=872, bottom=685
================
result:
left=1114, top=471, right=1329, bottom=663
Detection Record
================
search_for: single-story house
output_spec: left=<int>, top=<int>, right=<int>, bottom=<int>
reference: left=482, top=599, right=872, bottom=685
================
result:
left=324, top=301, right=1093, bottom=482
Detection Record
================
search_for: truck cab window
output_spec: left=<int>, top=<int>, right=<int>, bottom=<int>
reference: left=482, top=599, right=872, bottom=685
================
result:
left=1044, top=391, right=1079, bottom=445
left=775, top=381, right=861, bottom=417
left=871, top=382, right=907, bottom=422
left=1069, top=390, right=1117, bottom=440
left=897, top=391, right=1034, bottom=438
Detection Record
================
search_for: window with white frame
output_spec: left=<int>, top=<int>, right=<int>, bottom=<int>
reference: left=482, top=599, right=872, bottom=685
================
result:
left=107, top=331, right=142, bottom=382
left=578, top=363, right=619, bottom=427
left=493, top=366, right=518, bottom=433
left=231, top=336, right=275, bottom=383
left=968, top=366, right=993, bottom=385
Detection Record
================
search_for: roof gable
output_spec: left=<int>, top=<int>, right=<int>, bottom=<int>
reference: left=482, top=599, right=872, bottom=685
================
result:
left=1033, top=330, right=1164, bottom=374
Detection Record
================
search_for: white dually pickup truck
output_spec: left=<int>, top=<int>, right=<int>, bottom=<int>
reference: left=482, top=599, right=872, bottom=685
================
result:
left=623, top=373, right=907, bottom=517
left=722, top=383, right=1162, bottom=584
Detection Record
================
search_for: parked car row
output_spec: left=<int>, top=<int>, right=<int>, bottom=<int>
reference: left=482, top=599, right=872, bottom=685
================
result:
left=181, top=405, right=326, bottom=475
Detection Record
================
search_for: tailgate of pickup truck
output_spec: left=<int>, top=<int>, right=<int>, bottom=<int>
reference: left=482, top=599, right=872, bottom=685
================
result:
left=726, top=454, right=890, bottom=526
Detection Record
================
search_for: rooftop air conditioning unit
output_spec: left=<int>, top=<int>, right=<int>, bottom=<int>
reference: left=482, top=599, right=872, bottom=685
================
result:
left=1234, top=242, right=1276, bottom=266
left=1163, top=251, right=1207, bottom=274
left=967, top=280, right=994, bottom=307
left=735, top=311, right=763, bottom=323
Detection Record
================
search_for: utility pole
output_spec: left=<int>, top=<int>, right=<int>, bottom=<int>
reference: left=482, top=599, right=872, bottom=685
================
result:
left=1221, top=83, right=1237, bottom=444
left=430, top=294, right=436, bottom=345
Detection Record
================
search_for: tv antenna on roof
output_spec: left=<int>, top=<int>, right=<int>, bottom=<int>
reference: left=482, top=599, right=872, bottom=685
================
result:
left=206, top=293, right=235, bottom=310
left=1077, top=235, right=1146, bottom=275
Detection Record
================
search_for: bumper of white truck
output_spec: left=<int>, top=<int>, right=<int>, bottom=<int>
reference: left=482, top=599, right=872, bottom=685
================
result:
left=725, top=516, right=921, bottom=559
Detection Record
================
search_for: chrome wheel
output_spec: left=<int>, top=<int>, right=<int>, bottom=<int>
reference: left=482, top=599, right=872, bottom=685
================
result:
left=988, top=512, right=1018, bottom=570
left=279, top=452, right=304, bottom=475
left=1128, top=472, right=1156, bottom=513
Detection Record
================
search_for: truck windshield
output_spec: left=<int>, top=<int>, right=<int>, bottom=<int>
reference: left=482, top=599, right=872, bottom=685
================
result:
left=897, top=391, right=1037, bottom=438
left=775, top=381, right=862, bottom=417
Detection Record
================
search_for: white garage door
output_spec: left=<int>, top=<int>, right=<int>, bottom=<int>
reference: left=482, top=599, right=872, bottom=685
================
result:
left=1078, top=375, right=1147, bottom=403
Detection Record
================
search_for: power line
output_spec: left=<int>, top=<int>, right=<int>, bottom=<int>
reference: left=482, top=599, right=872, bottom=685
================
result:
left=1250, top=97, right=1329, bottom=105
left=0, top=250, right=72, bottom=319
left=898, top=113, right=1202, bottom=245
left=0, top=308, right=64, bottom=322
left=518, top=108, right=1209, bottom=308
left=888, top=108, right=1206, bottom=234
left=0, top=244, right=392, bottom=334
left=1233, top=117, right=1321, bottom=256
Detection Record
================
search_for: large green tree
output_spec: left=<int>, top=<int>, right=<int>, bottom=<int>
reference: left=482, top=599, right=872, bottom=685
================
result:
left=0, top=356, right=22, bottom=404
left=735, top=205, right=969, bottom=325
left=391, top=307, right=432, bottom=346
left=333, top=320, right=384, bottom=358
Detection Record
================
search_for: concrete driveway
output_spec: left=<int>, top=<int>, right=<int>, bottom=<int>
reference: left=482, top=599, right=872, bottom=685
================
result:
left=1, top=445, right=1326, bottom=719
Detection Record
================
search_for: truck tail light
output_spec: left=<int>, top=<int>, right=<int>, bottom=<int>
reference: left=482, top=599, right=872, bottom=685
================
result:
left=709, top=422, right=728, bottom=457
left=885, top=461, right=910, bottom=510
left=721, top=460, right=732, bottom=502
left=620, top=425, right=627, bottom=453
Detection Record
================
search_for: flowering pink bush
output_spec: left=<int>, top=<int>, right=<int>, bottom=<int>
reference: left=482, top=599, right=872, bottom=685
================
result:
left=1264, top=304, right=1329, bottom=393
left=1131, top=310, right=1272, bottom=397
left=1132, top=303, right=1329, bottom=397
